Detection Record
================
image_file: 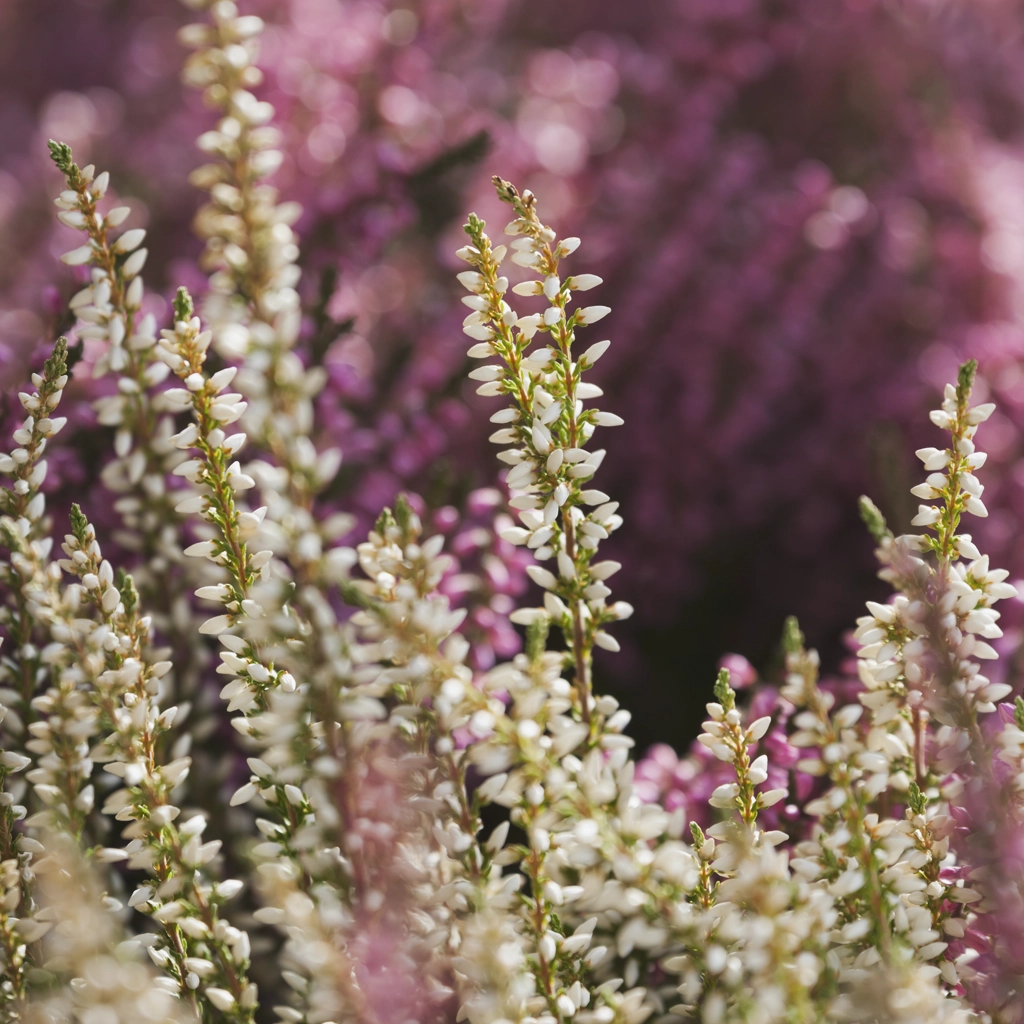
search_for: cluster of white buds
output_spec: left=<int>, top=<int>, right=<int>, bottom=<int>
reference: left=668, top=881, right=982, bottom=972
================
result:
left=154, top=290, right=381, bottom=1024
left=450, top=183, right=703, bottom=1024
left=0, top=339, right=70, bottom=746
left=0, top=337, right=68, bottom=526
left=699, top=670, right=787, bottom=827
left=782, top=622, right=965, bottom=991
left=155, top=289, right=268, bottom=640
left=50, top=143, right=150, bottom=380
left=459, top=178, right=632, bottom=728
left=178, top=0, right=337, bottom=551
left=857, top=365, right=1024, bottom=1012
left=0, top=651, right=36, bottom=1019
left=0, top=342, right=72, bottom=1005
left=177, top=0, right=356, bottom=761
left=853, top=367, right=1015, bottom=759
left=47, top=142, right=206, bottom=703
left=24, top=831, right=189, bottom=1024
left=22, top=498, right=256, bottom=1020
left=178, top=0, right=300, bottom=353
left=344, top=506, right=630, bottom=1024
left=857, top=364, right=1014, bottom=718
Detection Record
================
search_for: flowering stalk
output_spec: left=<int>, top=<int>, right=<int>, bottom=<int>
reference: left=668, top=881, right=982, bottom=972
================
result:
left=853, top=364, right=1020, bottom=1009
left=25, top=830, right=188, bottom=1024
left=49, top=143, right=150, bottom=381
left=699, top=669, right=783, bottom=830
left=347, top=504, right=530, bottom=1015
left=48, top=144, right=183, bottom=565
left=454, top=183, right=694, bottom=1024
left=178, top=0, right=337, bottom=536
left=0, top=344, right=107, bottom=861
left=177, top=6, right=366, bottom=850
left=348, top=502, right=639, bottom=1023
left=0, top=339, right=70, bottom=738
left=156, top=289, right=265, bottom=644
left=47, top=143, right=212, bottom=736
left=49, top=508, right=258, bottom=1022
left=459, top=177, right=630, bottom=731
left=781, top=620, right=897, bottom=964
left=155, top=289, right=365, bottom=1024
left=0, top=707, right=36, bottom=1020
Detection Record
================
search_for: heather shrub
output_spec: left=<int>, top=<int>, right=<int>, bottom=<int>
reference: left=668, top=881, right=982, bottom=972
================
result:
left=3, top=3, right=1024, bottom=1023
left=10, top=0, right=1024, bottom=728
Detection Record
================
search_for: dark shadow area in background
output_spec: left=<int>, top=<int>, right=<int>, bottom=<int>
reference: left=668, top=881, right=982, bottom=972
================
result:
left=595, top=492, right=891, bottom=755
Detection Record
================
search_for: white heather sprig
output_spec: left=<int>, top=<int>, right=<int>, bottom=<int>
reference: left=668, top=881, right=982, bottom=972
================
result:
left=49, top=143, right=150, bottom=381
left=851, top=363, right=1019, bottom=1005
left=0, top=677, right=37, bottom=1018
left=178, top=0, right=340, bottom=558
left=47, top=144, right=180, bottom=546
left=455, top=184, right=698, bottom=1024
left=460, top=177, right=631, bottom=729
left=155, top=289, right=267, bottom=645
left=23, top=507, right=257, bottom=1022
left=154, top=289, right=365, bottom=1024
left=178, top=0, right=299, bottom=356
left=25, top=831, right=188, bottom=1024
left=698, top=669, right=786, bottom=832
left=855, top=364, right=1014, bottom=770
left=0, top=339, right=69, bottom=739
left=347, top=504, right=525, bottom=1011
left=47, top=142, right=205, bottom=704
left=177, top=2, right=358, bottom=793
left=349, top=506, right=639, bottom=1024
left=781, top=620, right=905, bottom=968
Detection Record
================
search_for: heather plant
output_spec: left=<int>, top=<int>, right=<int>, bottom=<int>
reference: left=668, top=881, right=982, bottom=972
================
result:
left=4, top=4, right=1024, bottom=1024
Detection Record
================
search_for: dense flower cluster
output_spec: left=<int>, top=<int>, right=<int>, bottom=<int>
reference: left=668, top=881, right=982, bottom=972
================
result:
left=5, top=4, right=1024, bottom=1023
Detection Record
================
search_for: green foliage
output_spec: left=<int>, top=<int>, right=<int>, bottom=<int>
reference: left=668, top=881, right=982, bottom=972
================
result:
left=173, top=286, right=194, bottom=323
left=118, top=571, right=139, bottom=618
left=393, top=493, right=414, bottom=535
left=69, top=503, right=90, bottom=545
left=464, top=211, right=485, bottom=242
left=858, top=495, right=892, bottom=544
left=526, top=618, right=550, bottom=663
left=956, top=359, right=978, bottom=407
left=491, top=175, right=520, bottom=207
left=782, top=616, right=805, bottom=656
left=713, top=667, right=735, bottom=712
left=47, top=139, right=74, bottom=175
left=689, top=821, right=706, bottom=851
left=374, top=506, right=395, bottom=537
left=907, top=781, right=927, bottom=816
left=43, top=337, right=68, bottom=382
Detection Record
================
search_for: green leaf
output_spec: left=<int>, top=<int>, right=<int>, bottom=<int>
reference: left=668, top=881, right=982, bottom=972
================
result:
left=907, top=781, right=927, bottom=815
left=118, top=572, right=139, bottom=617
